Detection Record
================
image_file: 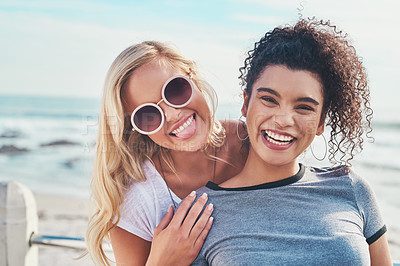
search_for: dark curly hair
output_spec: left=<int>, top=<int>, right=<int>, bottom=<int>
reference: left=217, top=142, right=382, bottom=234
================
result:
left=239, top=17, right=373, bottom=165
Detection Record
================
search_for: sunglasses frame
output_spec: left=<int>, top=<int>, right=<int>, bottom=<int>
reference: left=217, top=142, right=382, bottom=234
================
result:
left=130, top=74, right=195, bottom=135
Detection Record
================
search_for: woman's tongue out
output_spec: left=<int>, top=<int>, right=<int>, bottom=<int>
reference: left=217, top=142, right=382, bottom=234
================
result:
left=171, top=114, right=196, bottom=140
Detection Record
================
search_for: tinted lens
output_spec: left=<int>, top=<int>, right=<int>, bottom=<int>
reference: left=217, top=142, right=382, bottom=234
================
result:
left=164, top=77, right=192, bottom=106
left=133, top=105, right=162, bottom=133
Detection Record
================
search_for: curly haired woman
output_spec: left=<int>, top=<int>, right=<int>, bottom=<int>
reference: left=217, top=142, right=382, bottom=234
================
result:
left=191, top=18, right=392, bottom=265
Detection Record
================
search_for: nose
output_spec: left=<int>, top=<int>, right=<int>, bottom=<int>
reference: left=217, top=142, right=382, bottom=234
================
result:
left=273, top=108, right=295, bottom=129
left=159, top=101, right=182, bottom=122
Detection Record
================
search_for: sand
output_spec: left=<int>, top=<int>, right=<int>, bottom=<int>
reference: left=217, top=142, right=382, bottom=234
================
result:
left=34, top=192, right=97, bottom=266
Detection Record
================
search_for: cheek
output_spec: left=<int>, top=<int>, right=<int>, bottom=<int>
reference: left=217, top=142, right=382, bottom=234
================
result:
left=245, top=105, right=266, bottom=135
left=191, top=93, right=211, bottom=120
left=147, top=131, right=167, bottom=146
left=301, top=116, right=321, bottom=135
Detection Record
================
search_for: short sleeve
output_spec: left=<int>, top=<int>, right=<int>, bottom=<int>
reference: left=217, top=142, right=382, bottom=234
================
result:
left=115, top=160, right=181, bottom=242
left=116, top=183, right=157, bottom=242
left=350, top=170, right=387, bottom=244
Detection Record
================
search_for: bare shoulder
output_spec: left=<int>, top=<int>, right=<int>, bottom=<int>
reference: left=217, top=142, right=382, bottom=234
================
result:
left=219, top=119, right=247, bottom=147
left=214, top=119, right=248, bottom=183
left=219, top=119, right=238, bottom=149
left=219, top=119, right=239, bottom=133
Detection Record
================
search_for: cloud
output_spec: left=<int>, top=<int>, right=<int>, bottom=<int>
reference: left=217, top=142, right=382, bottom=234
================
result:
left=0, top=0, right=112, bottom=13
left=0, top=8, right=238, bottom=101
left=0, top=10, right=137, bottom=97
left=0, top=0, right=399, bottom=110
left=226, top=0, right=301, bottom=10
left=231, top=14, right=287, bottom=25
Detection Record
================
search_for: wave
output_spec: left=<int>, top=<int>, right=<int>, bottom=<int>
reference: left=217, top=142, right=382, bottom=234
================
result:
left=373, top=140, right=400, bottom=148
left=0, top=94, right=101, bottom=120
left=358, top=161, right=400, bottom=172
left=372, top=121, right=400, bottom=130
left=0, top=111, right=99, bottom=120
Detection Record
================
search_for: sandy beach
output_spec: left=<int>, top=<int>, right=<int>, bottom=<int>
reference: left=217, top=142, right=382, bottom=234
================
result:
left=34, top=193, right=97, bottom=266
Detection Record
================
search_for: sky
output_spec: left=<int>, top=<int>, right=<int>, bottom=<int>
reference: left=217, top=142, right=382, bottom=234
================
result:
left=1, top=0, right=399, bottom=120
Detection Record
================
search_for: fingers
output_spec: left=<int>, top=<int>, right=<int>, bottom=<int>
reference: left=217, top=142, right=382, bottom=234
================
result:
left=169, top=191, right=197, bottom=226
left=187, top=201, right=213, bottom=237
left=181, top=193, right=210, bottom=233
left=167, top=191, right=214, bottom=242
left=154, top=205, right=174, bottom=236
left=193, top=216, right=214, bottom=253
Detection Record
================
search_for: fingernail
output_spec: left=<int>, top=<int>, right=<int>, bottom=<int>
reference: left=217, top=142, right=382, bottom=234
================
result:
left=209, top=217, right=214, bottom=223
left=200, top=193, right=208, bottom=199
left=189, top=191, right=196, bottom=197
left=207, top=203, right=213, bottom=211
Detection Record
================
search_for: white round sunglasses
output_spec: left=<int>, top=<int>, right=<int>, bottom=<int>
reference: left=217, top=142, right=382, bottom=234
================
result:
left=130, top=75, right=195, bottom=135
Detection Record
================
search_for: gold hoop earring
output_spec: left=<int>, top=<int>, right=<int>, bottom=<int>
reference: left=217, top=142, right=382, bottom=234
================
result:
left=310, top=134, right=327, bottom=161
left=236, top=115, right=248, bottom=141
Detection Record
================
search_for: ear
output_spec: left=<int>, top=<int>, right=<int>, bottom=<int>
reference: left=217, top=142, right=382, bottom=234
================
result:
left=241, top=90, right=249, bottom=117
left=316, top=113, right=326, bottom=136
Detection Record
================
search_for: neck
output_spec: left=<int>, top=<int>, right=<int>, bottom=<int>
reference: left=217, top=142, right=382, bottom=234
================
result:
left=222, top=148, right=300, bottom=188
left=155, top=146, right=215, bottom=198
left=168, top=147, right=212, bottom=170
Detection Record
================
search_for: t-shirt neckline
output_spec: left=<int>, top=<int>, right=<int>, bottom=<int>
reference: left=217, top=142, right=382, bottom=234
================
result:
left=145, top=160, right=182, bottom=202
left=206, top=163, right=305, bottom=191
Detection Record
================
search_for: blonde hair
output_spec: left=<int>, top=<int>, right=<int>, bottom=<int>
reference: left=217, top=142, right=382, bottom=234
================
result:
left=86, top=41, right=225, bottom=265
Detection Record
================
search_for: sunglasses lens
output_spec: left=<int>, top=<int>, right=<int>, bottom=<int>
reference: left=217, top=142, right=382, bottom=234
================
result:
left=164, top=77, right=192, bottom=106
left=133, top=105, right=162, bottom=133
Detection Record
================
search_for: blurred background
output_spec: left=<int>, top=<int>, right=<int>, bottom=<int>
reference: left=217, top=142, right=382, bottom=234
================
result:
left=1, top=0, right=399, bottom=264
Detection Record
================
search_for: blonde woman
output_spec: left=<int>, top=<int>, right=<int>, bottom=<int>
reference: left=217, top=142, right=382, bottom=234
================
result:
left=86, top=41, right=248, bottom=265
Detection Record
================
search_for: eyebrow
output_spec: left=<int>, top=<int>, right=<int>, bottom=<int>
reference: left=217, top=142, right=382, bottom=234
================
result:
left=257, top=87, right=279, bottom=97
left=257, top=87, right=320, bottom=105
left=297, top=97, right=320, bottom=105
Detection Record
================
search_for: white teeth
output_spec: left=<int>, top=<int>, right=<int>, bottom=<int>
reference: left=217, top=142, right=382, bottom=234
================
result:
left=172, top=115, right=194, bottom=135
left=264, top=130, right=294, bottom=144
left=269, top=138, right=286, bottom=146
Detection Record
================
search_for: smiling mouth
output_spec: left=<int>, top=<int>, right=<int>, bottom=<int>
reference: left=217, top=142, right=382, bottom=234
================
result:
left=169, top=114, right=196, bottom=136
left=261, top=130, right=295, bottom=145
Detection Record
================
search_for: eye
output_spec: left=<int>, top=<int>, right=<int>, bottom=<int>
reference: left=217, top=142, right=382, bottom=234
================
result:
left=297, top=105, right=315, bottom=112
left=261, top=96, right=277, bottom=104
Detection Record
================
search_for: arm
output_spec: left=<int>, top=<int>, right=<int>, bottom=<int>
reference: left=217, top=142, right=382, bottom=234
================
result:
left=110, top=226, right=151, bottom=266
left=111, top=191, right=213, bottom=266
left=369, top=233, right=392, bottom=266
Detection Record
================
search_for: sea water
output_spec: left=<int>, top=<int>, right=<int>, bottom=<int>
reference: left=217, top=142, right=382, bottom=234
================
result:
left=0, top=95, right=100, bottom=197
left=0, top=94, right=399, bottom=257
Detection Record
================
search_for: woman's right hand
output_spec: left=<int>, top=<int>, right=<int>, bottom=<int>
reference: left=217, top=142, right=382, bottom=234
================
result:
left=145, top=191, right=214, bottom=266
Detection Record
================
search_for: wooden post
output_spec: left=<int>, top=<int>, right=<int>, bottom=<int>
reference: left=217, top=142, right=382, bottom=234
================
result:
left=0, top=181, right=38, bottom=266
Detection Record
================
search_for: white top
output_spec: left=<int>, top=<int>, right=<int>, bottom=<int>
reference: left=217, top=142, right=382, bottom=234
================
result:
left=117, top=160, right=182, bottom=241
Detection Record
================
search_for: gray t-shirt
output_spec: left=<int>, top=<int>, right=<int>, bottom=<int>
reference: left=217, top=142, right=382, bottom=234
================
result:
left=191, top=164, right=386, bottom=266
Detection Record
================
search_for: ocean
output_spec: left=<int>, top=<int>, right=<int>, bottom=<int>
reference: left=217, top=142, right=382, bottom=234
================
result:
left=0, top=94, right=399, bottom=258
